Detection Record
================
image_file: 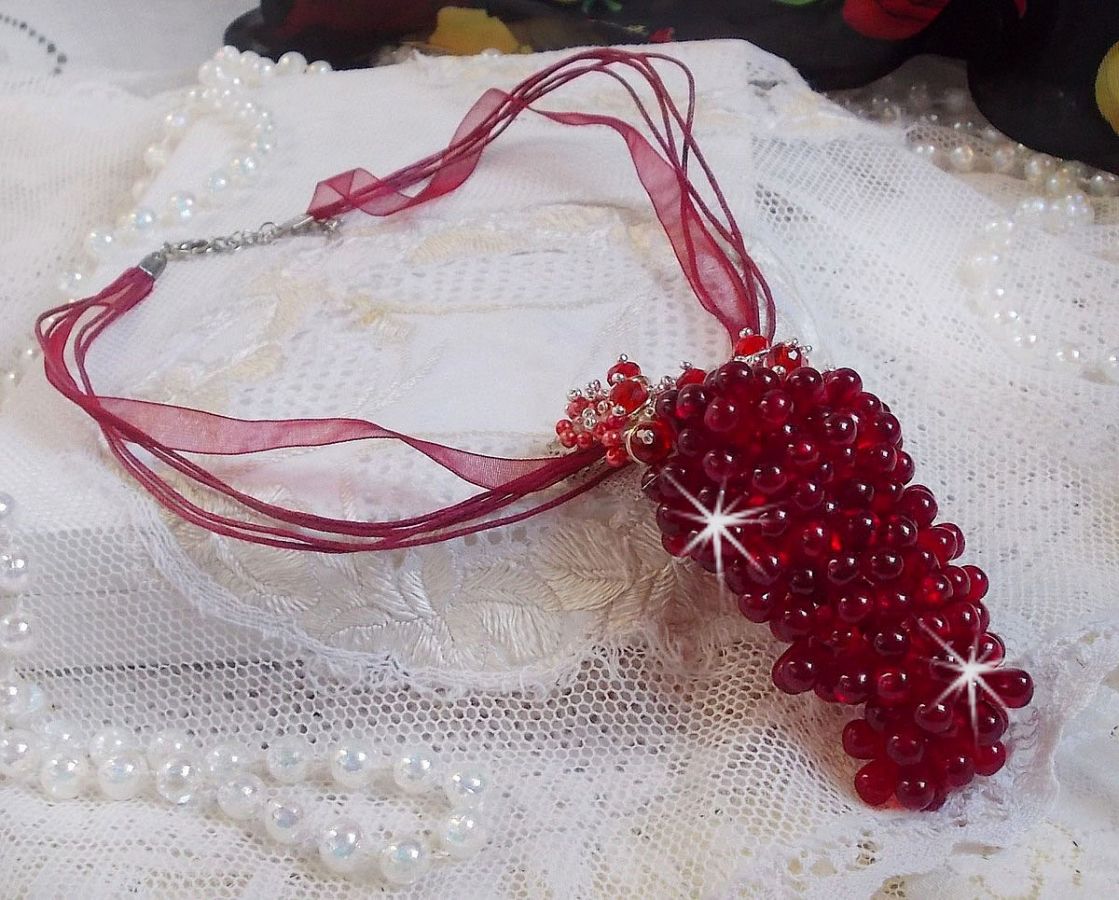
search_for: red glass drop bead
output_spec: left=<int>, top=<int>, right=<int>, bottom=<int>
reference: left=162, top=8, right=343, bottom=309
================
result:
left=875, top=413, right=902, bottom=446
left=607, top=359, right=641, bottom=382
left=826, top=555, right=860, bottom=587
left=918, top=573, right=954, bottom=608
left=864, top=700, right=899, bottom=734
left=973, top=701, right=1009, bottom=746
left=914, top=700, right=955, bottom=734
left=751, top=465, right=788, bottom=495
left=963, top=564, right=989, bottom=601
left=738, top=590, right=779, bottom=623
left=704, top=396, right=740, bottom=433
left=868, top=550, right=904, bottom=581
left=785, top=367, right=825, bottom=405
left=918, top=525, right=958, bottom=564
left=973, top=741, right=1007, bottom=777
left=855, top=759, right=897, bottom=806
left=976, top=632, right=1006, bottom=664
left=895, top=767, right=936, bottom=810
left=875, top=667, right=910, bottom=706
left=757, top=390, right=793, bottom=427
left=943, top=601, right=982, bottom=639
left=821, top=412, right=858, bottom=446
left=675, top=384, right=709, bottom=422
left=935, top=744, right=976, bottom=788
left=629, top=420, right=674, bottom=464
left=733, top=333, right=769, bottom=357
left=712, top=360, right=753, bottom=395
left=880, top=514, right=918, bottom=549
left=986, top=668, right=1035, bottom=709
left=771, top=604, right=816, bottom=642
left=898, top=485, right=938, bottom=527
left=772, top=646, right=818, bottom=694
left=766, top=343, right=804, bottom=373
left=941, top=523, right=965, bottom=558
left=609, top=379, right=649, bottom=413
left=885, top=725, right=926, bottom=767
left=842, top=719, right=882, bottom=759
left=836, top=590, right=875, bottom=624
left=872, top=627, right=909, bottom=658
left=661, top=532, right=690, bottom=557
left=824, top=368, right=863, bottom=403
left=894, top=451, right=916, bottom=484
left=833, top=664, right=874, bottom=704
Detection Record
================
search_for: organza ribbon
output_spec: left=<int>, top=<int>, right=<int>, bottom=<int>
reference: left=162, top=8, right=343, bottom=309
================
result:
left=36, top=48, right=775, bottom=551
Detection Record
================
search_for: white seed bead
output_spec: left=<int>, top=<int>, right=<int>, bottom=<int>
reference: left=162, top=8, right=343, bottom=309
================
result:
left=129, top=207, right=158, bottom=234
left=146, top=729, right=194, bottom=766
left=306, top=60, right=333, bottom=75
left=443, top=767, right=488, bottom=809
left=0, top=550, right=29, bottom=595
left=84, top=228, right=115, bottom=258
left=0, top=728, right=40, bottom=777
left=0, top=612, right=34, bottom=656
left=0, top=492, right=13, bottom=521
left=276, top=51, right=307, bottom=76
left=0, top=678, right=46, bottom=722
left=378, top=836, right=431, bottom=885
left=155, top=754, right=202, bottom=804
left=203, top=740, right=255, bottom=780
left=216, top=773, right=265, bottom=820
left=163, top=191, right=197, bottom=225
left=97, top=751, right=148, bottom=800
left=391, top=747, right=437, bottom=795
left=265, top=735, right=311, bottom=784
left=207, top=170, right=231, bottom=196
left=318, top=820, right=364, bottom=875
left=40, top=752, right=89, bottom=800
left=162, top=109, right=191, bottom=140
left=262, top=798, right=304, bottom=844
left=143, top=141, right=170, bottom=171
left=947, top=144, right=975, bottom=172
left=88, top=725, right=137, bottom=764
left=228, top=154, right=260, bottom=183
left=329, top=740, right=374, bottom=789
left=436, top=810, right=488, bottom=859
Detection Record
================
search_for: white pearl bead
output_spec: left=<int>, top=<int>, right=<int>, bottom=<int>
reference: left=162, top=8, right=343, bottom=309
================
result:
left=40, top=718, right=83, bottom=751
left=329, top=740, right=374, bottom=789
left=1011, top=330, right=1041, bottom=351
left=265, top=735, right=312, bottom=784
left=247, top=59, right=275, bottom=86
left=306, top=60, right=333, bottom=75
left=84, top=228, right=115, bottom=258
left=1, top=678, right=46, bottom=722
left=0, top=492, right=13, bottom=521
left=155, top=754, right=202, bottom=804
left=1023, top=153, right=1055, bottom=185
left=1013, top=196, right=1048, bottom=226
left=146, top=729, right=194, bottom=766
left=947, top=144, right=975, bottom=172
left=909, top=142, right=939, bottom=164
left=197, top=60, right=224, bottom=87
left=262, top=798, right=304, bottom=844
left=143, top=142, right=170, bottom=171
left=1044, top=171, right=1074, bottom=196
left=57, top=269, right=88, bottom=298
left=276, top=51, right=307, bottom=76
left=217, top=45, right=241, bottom=64
left=443, top=767, right=488, bottom=809
left=0, top=551, right=29, bottom=595
left=163, top=191, right=197, bottom=225
left=0, top=728, right=40, bottom=777
left=239, top=49, right=261, bottom=69
left=129, top=207, right=158, bottom=234
left=206, top=170, right=231, bottom=196
left=184, top=87, right=205, bottom=111
left=1055, top=344, right=1083, bottom=365
left=130, top=177, right=151, bottom=203
left=318, top=820, right=364, bottom=875
left=162, top=109, right=191, bottom=140
left=228, top=154, right=260, bottom=183
left=216, top=773, right=265, bottom=820
left=40, top=753, right=89, bottom=799
left=0, top=611, right=34, bottom=655
left=97, top=751, right=148, bottom=800
left=990, top=142, right=1017, bottom=174
left=392, top=748, right=437, bottom=795
left=88, top=726, right=137, bottom=764
left=203, top=740, right=255, bottom=780
left=379, top=836, right=431, bottom=885
left=990, top=308, right=1020, bottom=327
left=959, top=250, right=1001, bottom=287
left=1087, top=172, right=1118, bottom=197
left=250, top=135, right=276, bottom=156
left=15, top=345, right=40, bottom=375
left=436, top=810, right=487, bottom=859
left=978, top=218, right=1015, bottom=250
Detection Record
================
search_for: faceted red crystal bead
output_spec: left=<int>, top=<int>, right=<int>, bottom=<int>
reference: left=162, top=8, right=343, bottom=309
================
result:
left=733, top=334, right=769, bottom=357
left=766, top=343, right=804, bottom=373
left=609, top=379, right=649, bottom=413
left=607, top=359, right=641, bottom=383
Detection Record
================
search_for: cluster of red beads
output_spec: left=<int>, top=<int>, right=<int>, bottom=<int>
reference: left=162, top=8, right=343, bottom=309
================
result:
left=638, top=341, right=1034, bottom=810
left=555, top=357, right=674, bottom=467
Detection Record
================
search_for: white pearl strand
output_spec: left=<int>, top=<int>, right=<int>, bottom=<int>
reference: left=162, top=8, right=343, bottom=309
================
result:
left=838, top=80, right=1118, bottom=383
left=0, top=492, right=490, bottom=882
left=0, top=46, right=333, bottom=412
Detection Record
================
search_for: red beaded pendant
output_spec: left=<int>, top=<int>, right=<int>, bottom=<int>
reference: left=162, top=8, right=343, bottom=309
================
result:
left=557, top=339, right=1034, bottom=811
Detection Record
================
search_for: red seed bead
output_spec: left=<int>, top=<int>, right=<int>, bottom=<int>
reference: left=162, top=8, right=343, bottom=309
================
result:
left=821, top=412, right=859, bottom=446
left=875, top=413, right=902, bottom=446
left=605, top=447, right=628, bottom=467
left=558, top=431, right=577, bottom=449
left=556, top=419, right=575, bottom=436
left=713, top=360, right=753, bottom=396
left=855, top=759, right=898, bottom=806
left=602, top=429, right=622, bottom=449
left=987, top=668, right=1035, bottom=709
left=919, top=525, right=958, bottom=564
left=733, top=333, right=769, bottom=357
left=974, top=742, right=1007, bottom=776
left=899, top=485, right=939, bottom=527
left=894, top=451, right=916, bottom=484
left=842, top=719, right=882, bottom=759
left=675, top=367, right=706, bottom=387
left=943, top=565, right=971, bottom=601
left=771, top=604, right=816, bottom=642
left=607, top=359, right=641, bottom=382
left=566, top=397, right=589, bottom=417
left=885, top=725, right=926, bottom=767
left=575, top=432, right=594, bottom=450
left=895, top=767, right=936, bottom=810
left=881, top=515, right=919, bottom=549
left=609, top=379, right=649, bottom=413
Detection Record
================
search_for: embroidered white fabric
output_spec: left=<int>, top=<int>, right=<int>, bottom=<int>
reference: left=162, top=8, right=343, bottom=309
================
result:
left=1, top=36, right=1118, bottom=898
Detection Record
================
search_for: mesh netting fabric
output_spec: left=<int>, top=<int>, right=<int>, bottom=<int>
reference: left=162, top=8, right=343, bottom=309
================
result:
left=1, top=41, right=1117, bottom=898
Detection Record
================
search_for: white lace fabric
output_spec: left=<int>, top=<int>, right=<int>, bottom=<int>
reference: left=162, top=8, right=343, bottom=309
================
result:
left=1, top=38, right=1117, bottom=898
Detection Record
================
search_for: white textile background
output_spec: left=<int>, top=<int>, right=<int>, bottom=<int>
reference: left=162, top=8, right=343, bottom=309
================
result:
left=0, top=9, right=1118, bottom=898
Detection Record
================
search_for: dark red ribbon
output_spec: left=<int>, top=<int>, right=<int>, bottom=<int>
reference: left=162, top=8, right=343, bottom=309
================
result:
left=36, top=48, right=775, bottom=551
